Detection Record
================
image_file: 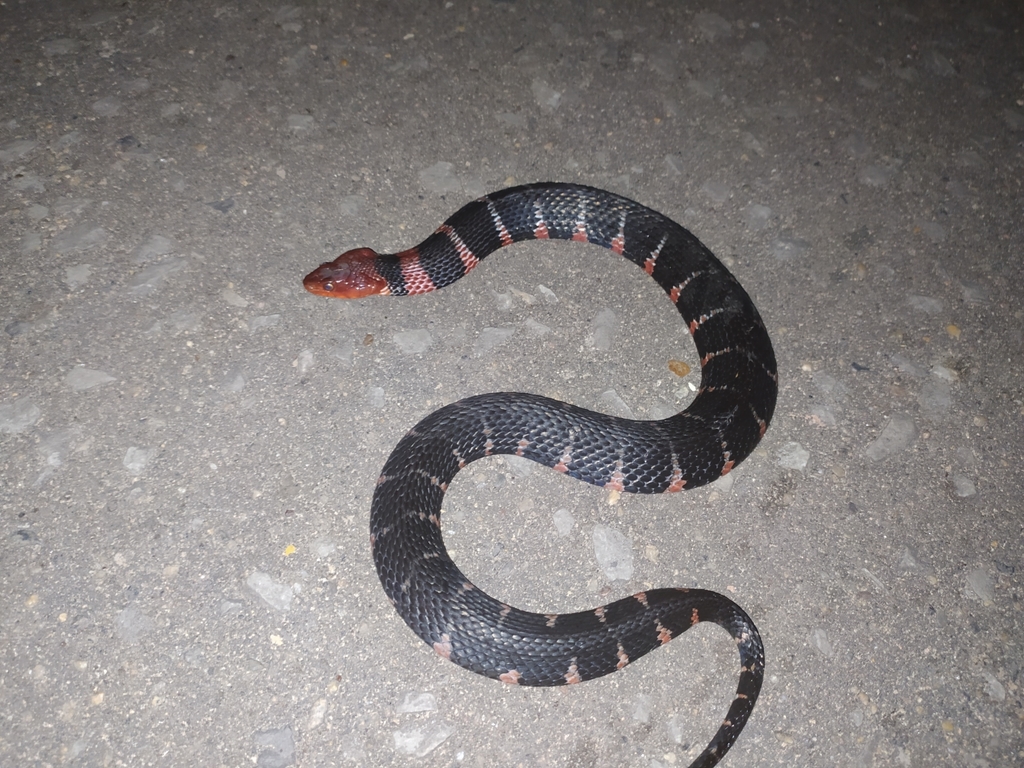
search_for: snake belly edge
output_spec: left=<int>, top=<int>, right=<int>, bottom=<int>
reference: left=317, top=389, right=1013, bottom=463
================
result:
left=304, top=183, right=777, bottom=768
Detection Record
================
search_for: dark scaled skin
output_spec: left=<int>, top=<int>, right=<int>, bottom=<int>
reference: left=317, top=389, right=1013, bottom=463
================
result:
left=305, top=183, right=777, bottom=768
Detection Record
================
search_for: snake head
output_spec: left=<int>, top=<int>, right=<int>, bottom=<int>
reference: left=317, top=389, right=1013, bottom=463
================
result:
left=303, top=247, right=388, bottom=298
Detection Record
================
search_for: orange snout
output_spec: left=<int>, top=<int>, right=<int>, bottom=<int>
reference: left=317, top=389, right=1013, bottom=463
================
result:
left=302, top=247, right=387, bottom=299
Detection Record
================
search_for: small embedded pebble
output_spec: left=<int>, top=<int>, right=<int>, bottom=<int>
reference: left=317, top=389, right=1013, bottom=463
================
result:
left=338, top=194, right=365, bottom=216
left=222, top=286, right=249, bottom=307
left=366, top=386, right=386, bottom=409
left=126, top=77, right=150, bottom=94
left=890, top=354, right=925, bottom=378
left=307, top=698, right=327, bottom=730
left=701, top=180, right=732, bottom=204
left=6, top=320, right=33, bottom=336
left=665, top=712, right=686, bottom=745
left=531, top=78, right=562, bottom=110
left=915, top=221, right=946, bottom=243
left=592, top=524, right=633, bottom=581
left=598, top=389, right=633, bottom=419
left=34, top=433, right=67, bottom=485
left=393, top=329, right=432, bottom=354
left=865, top=416, right=916, bottom=461
left=215, top=80, right=244, bottom=101
left=664, top=153, right=685, bottom=175
left=66, top=367, right=115, bottom=391
left=497, top=112, right=528, bottom=128
left=981, top=671, right=1005, bottom=701
left=694, top=11, right=732, bottom=41
left=115, top=604, right=154, bottom=643
left=287, top=114, right=314, bottom=131
left=898, top=546, right=925, bottom=572
left=844, top=226, right=873, bottom=250
left=0, top=138, right=37, bottom=161
left=771, top=236, right=810, bottom=261
left=208, top=198, right=235, bottom=213
left=843, top=134, right=868, bottom=159
left=959, top=149, right=986, bottom=168
left=473, top=326, right=514, bottom=356
left=808, top=405, right=835, bottom=426
left=921, top=49, right=956, bottom=77
left=632, top=694, right=652, bottom=723
left=523, top=318, right=551, bottom=337
left=492, top=290, right=513, bottom=310
left=858, top=165, right=894, bottom=187
left=392, top=721, right=453, bottom=757
left=91, top=96, right=121, bottom=116
left=510, top=287, right=536, bottom=305
left=951, top=474, right=976, bottom=498
left=861, top=568, right=885, bottom=592
left=906, top=294, right=943, bottom=314
left=810, top=628, right=834, bottom=656
left=668, top=359, right=690, bottom=377
left=396, top=692, right=437, bottom=714
left=741, top=132, right=765, bottom=156
left=536, top=284, right=558, bottom=303
left=221, top=370, right=247, bottom=392
left=419, top=161, right=461, bottom=194
left=960, top=281, right=989, bottom=304
left=21, top=233, right=42, bottom=254
left=162, top=309, right=196, bottom=333
left=53, top=197, right=91, bottom=216
left=12, top=171, right=44, bottom=193
left=965, top=568, right=994, bottom=604
left=0, top=397, right=42, bottom=433
left=246, top=571, right=294, bottom=611
left=917, top=378, right=951, bottom=419
left=587, top=308, right=618, bottom=351
left=52, top=223, right=108, bottom=253
left=339, top=732, right=367, bottom=762
left=742, top=41, right=768, bottom=64
left=742, top=204, right=773, bottom=230
left=123, top=446, right=155, bottom=475
left=133, top=234, right=176, bottom=263
left=778, top=441, right=809, bottom=471
left=1003, top=109, right=1024, bottom=131
left=687, top=78, right=720, bottom=100
left=129, top=258, right=186, bottom=294
left=503, top=454, right=534, bottom=477
left=294, top=349, right=314, bottom=373
left=331, top=342, right=354, bottom=365
left=312, top=539, right=336, bottom=558
left=64, top=264, right=91, bottom=289
left=254, top=726, right=295, bottom=768
left=552, top=508, right=574, bottom=537
left=249, top=314, right=281, bottom=332
left=648, top=400, right=678, bottom=420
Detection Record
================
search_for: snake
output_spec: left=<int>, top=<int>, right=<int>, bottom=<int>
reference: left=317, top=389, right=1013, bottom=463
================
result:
left=304, top=183, right=777, bottom=767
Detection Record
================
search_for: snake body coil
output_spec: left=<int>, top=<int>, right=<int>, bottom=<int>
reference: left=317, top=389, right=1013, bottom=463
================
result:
left=305, top=183, right=777, bottom=767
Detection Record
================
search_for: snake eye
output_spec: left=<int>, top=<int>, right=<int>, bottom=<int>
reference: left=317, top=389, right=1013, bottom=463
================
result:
left=322, top=281, right=334, bottom=292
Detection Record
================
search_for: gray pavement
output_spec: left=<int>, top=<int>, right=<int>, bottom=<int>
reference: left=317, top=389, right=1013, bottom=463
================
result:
left=2, top=2, right=1022, bottom=766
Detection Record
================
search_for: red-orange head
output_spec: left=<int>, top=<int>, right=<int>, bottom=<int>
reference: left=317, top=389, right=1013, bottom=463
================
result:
left=302, top=247, right=387, bottom=299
